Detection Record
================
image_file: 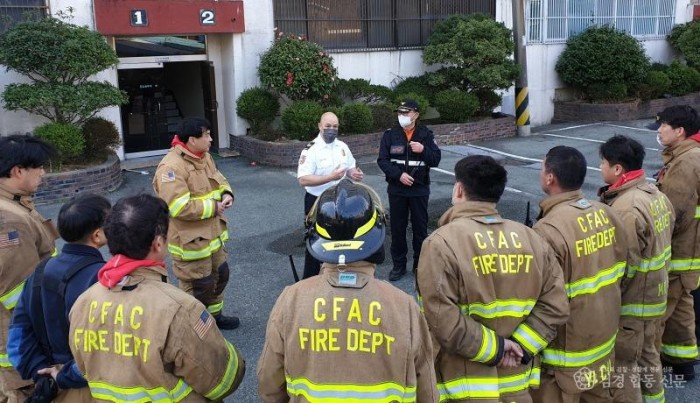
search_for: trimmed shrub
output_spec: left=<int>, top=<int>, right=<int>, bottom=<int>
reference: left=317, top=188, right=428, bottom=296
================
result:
left=474, top=90, right=503, bottom=116
left=556, top=26, right=649, bottom=101
left=335, top=78, right=371, bottom=101
left=81, top=117, right=120, bottom=160
left=665, top=60, right=700, bottom=96
left=281, top=101, right=324, bottom=141
left=366, top=84, right=393, bottom=103
left=393, top=92, right=430, bottom=117
left=259, top=33, right=337, bottom=102
left=586, top=82, right=628, bottom=102
left=34, top=122, right=84, bottom=164
left=236, top=87, right=280, bottom=136
left=635, top=71, right=671, bottom=100
left=393, top=75, right=434, bottom=103
left=668, top=20, right=700, bottom=69
left=433, top=90, right=479, bottom=123
left=370, top=103, right=396, bottom=131
left=341, top=103, right=373, bottom=134
left=423, top=14, right=519, bottom=105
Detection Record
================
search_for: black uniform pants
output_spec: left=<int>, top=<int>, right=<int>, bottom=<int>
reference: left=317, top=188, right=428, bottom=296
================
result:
left=389, top=194, right=428, bottom=270
left=303, top=192, right=321, bottom=279
left=693, top=287, right=700, bottom=341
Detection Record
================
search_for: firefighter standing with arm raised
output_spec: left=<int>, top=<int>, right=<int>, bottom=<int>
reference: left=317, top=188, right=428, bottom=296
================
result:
left=417, top=155, right=569, bottom=402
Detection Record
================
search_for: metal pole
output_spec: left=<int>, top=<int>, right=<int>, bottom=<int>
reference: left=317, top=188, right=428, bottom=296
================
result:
left=512, top=0, right=531, bottom=136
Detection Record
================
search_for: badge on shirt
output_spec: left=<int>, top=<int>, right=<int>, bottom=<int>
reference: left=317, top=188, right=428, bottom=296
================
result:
left=161, top=170, right=176, bottom=183
left=299, top=155, right=306, bottom=165
left=193, top=309, right=214, bottom=339
left=338, top=272, right=357, bottom=286
left=0, top=230, right=19, bottom=249
left=390, top=145, right=405, bottom=154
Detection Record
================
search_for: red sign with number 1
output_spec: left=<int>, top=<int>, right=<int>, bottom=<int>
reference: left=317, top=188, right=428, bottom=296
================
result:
left=94, top=0, right=245, bottom=35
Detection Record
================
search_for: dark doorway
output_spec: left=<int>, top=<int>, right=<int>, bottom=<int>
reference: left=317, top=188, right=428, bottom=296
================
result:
left=118, top=61, right=217, bottom=154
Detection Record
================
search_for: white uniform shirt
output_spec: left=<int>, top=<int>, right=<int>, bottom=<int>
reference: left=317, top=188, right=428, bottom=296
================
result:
left=297, top=134, right=356, bottom=196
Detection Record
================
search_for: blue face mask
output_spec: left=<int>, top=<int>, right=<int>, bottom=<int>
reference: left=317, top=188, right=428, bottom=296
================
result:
left=322, top=128, right=338, bottom=144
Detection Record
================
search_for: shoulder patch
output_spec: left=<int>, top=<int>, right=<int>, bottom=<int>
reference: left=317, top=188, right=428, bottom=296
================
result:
left=0, top=230, right=20, bottom=248
left=193, top=309, right=214, bottom=339
left=473, top=216, right=503, bottom=225
left=298, top=155, right=307, bottom=165
left=161, top=170, right=176, bottom=183
left=570, top=198, right=592, bottom=210
left=304, top=141, right=315, bottom=150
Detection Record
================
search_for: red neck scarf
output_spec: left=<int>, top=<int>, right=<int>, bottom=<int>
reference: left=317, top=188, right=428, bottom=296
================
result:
left=98, top=254, right=165, bottom=288
left=171, top=135, right=204, bottom=159
left=610, top=169, right=645, bottom=190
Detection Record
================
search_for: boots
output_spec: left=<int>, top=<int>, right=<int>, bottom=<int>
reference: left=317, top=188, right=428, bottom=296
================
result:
left=388, top=266, right=406, bottom=281
left=214, top=314, right=240, bottom=330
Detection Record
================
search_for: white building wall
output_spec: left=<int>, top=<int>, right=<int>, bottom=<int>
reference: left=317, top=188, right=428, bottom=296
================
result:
left=0, top=0, right=696, bottom=142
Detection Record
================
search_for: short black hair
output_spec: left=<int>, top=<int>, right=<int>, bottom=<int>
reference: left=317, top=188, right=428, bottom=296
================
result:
left=104, top=194, right=169, bottom=259
left=455, top=155, right=507, bottom=203
left=657, top=105, right=700, bottom=136
left=177, top=117, right=211, bottom=143
left=0, top=135, right=56, bottom=178
left=599, top=135, right=645, bottom=172
left=58, top=194, right=111, bottom=243
left=544, top=146, right=587, bottom=191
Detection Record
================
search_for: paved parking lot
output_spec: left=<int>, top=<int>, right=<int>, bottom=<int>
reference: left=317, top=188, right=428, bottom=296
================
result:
left=37, top=118, right=697, bottom=401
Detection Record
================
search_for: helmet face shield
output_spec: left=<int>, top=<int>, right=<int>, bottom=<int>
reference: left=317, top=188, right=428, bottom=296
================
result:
left=306, top=180, right=386, bottom=264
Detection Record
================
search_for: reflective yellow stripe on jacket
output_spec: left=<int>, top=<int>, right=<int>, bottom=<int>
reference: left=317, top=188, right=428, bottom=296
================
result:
left=168, top=185, right=230, bottom=219
left=695, top=205, right=700, bottom=219
left=627, top=246, right=671, bottom=278
left=621, top=301, right=667, bottom=318
left=437, top=366, right=540, bottom=402
left=88, top=379, right=192, bottom=402
left=512, top=322, right=548, bottom=355
left=168, top=230, right=229, bottom=261
left=542, top=332, right=616, bottom=368
left=661, top=343, right=699, bottom=359
left=0, top=280, right=25, bottom=310
left=459, top=299, right=536, bottom=319
left=642, top=389, right=665, bottom=403
left=473, top=326, right=498, bottom=363
left=205, top=341, right=240, bottom=400
left=286, top=376, right=417, bottom=402
left=669, top=258, right=700, bottom=273
left=565, top=262, right=625, bottom=298
left=0, top=352, right=11, bottom=368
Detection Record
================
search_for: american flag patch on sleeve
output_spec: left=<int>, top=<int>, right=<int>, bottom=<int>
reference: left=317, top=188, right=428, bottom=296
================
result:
left=0, top=230, right=20, bottom=249
left=161, top=170, right=176, bottom=183
left=194, top=309, right=214, bottom=339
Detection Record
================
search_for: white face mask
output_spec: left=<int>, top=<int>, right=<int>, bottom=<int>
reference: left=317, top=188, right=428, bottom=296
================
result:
left=398, top=115, right=412, bottom=128
left=656, top=135, right=664, bottom=148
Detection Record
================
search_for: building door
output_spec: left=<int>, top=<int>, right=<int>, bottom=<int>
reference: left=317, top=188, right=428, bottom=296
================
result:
left=201, top=61, right=219, bottom=151
left=118, top=64, right=172, bottom=154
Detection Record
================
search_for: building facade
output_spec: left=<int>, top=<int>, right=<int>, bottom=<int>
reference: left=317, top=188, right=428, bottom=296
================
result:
left=0, top=0, right=697, bottom=160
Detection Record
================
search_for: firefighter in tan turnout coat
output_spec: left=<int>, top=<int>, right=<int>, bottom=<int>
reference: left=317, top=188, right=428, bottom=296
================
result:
left=0, top=135, right=57, bottom=402
left=416, top=155, right=569, bottom=403
left=533, top=146, right=627, bottom=403
left=153, top=117, right=239, bottom=330
left=257, top=179, right=438, bottom=402
left=69, top=195, right=245, bottom=402
left=598, top=135, right=674, bottom=403
left=648, top=105, right=700, bottom=382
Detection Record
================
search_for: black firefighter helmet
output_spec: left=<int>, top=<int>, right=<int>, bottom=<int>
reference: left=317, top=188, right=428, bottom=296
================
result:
left=306, top=179, right=386, bottom=264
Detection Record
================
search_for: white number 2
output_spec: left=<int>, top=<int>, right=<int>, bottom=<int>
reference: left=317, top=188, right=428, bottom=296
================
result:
left=201, top=10, right=215, bottom=25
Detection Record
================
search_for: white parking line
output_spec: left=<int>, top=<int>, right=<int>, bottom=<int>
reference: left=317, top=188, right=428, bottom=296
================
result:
left=431, top=167, right=522, bottom=193
left=541, top=132, right=661, bottom=152
left=548, top=123, right=599, bottom=131
left=604, top=123, right=656, bottom=133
